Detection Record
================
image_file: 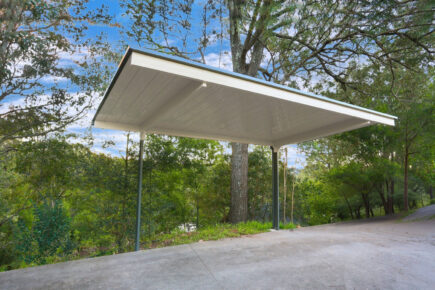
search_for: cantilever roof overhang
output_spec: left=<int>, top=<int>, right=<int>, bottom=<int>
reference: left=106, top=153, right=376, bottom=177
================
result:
left=92, top=47, right=396, bottom=148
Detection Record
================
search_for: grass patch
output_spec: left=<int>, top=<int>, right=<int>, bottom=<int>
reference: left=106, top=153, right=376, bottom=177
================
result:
left=141, top=221, right=297, bottom=250
left=280, top=223, right=297, bottom=230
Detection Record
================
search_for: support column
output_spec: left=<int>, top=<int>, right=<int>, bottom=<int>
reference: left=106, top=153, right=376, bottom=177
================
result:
left=271, top=146, right=279, bottom=230
left=135, top=133, right=145, bottom=251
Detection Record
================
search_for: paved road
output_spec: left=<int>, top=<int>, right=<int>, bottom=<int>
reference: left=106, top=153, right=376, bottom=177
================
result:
left=1, top=212, right=434, bottom=290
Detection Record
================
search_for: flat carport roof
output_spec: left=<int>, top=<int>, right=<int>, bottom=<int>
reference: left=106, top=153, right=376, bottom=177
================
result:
left=92, top=47, right=396, bottom=148
left=92, top=47, right=397, bottom=248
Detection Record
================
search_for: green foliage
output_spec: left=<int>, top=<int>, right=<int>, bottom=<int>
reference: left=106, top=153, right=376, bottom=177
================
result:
left=0, top=120, right=432, bottom=271
left=141, top=221, right=273, bottom=249
left=122, top=0, right=433, bottom=88
left=248, top=146, right=272, bottom=221
left=294, top=177, right=340, bottom=225
left=15, top=201, right=74, bottom=264
left=0, top=0, right=115, bottom=146
left=279, top=223, right=296, bottom=230
left=300, top=63, right=434, bottom=217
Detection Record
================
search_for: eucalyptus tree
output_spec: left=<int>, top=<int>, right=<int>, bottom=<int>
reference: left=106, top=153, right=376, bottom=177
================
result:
left=389, top=69, right=434, bottom=210
left=302, top=63, right=434, bottom=213
left=121, top=0, right=433, bottom=222
left=0, top=0, right=114, bottom=147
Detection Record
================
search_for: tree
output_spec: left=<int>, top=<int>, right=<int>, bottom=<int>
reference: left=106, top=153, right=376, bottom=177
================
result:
left=248, top=146, right=272, bottom=221
left=282, top=147, right=287, bottom=223
left=301, top=62, right=434, bottom=214
left=0, top=0, right=114, bottom=147
left=392, top=70, right=434, bottom=210
left=15, top=200, right=74, bottom=264
left=15, top=137, right=82, bottom=200
left=290, top=167, right=296, bottom=224
left=341, top=66, right=433, bottom=212
left=120, top=0, right=433, bottom=222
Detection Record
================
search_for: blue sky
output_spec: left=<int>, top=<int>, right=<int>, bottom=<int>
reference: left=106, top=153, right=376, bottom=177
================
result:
left=1, top=0, right=306, bottom=168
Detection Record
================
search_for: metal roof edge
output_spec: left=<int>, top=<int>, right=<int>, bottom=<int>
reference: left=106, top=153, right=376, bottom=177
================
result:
left=92, top=47, right=133, bottom=125
left=128, top=47, right=397, bottom=121
left=93, top=47, right=397, bottom=126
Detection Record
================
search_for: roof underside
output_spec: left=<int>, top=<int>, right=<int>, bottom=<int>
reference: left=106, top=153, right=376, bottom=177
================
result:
left=93, top=48, right=396, bottom=148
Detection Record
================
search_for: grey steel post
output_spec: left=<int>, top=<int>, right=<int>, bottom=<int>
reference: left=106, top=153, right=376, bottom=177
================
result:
left=135, top=135, right=145, bottom=251
left=271, top=147, right=279, bottom=230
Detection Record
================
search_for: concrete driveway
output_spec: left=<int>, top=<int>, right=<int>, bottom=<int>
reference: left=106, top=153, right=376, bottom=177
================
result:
left=1, top=210, right=434, bottom=290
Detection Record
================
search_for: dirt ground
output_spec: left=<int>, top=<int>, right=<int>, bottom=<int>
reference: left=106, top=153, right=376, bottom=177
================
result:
left=402, top=204, right=435, bottom=221
left=1, top=206, right=434, bottom=290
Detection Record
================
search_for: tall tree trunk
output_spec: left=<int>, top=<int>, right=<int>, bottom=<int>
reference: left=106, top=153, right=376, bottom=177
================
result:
left=227, top=0, right=266, bottom=224
left=283, top=148, right=287, bottom=223
left=230, top=142, right=249, bottom=223
left=386, top=179, right=393, bottom=215
left=361, top=193, right=370, bottom=219
left=429, top=185, right=433, bottom=199
left=344, top=196, right=354, bottom=219
left=291, top=175, right=295, bottom=224
left=404, top=146, right=409, bottom=211
left=196, top=198, right=199, bottom=229
left=119, top=133, right=130, bottom=252
left=148, top=165, right=152, bottom=238
left=391, top=179, right=395, bottom=214
left=377, top=184, right=388, bottom=215
left=355, top=205, right=361, bottom=219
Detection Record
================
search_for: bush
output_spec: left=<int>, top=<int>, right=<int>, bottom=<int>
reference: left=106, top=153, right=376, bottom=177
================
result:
left=15, top=201, right=75, bottom=265
left=280, top=223, right=296, bottom=230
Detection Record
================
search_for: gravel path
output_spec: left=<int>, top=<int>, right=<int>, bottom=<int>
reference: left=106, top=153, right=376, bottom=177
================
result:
left=402, top=204, right=435, bottom=221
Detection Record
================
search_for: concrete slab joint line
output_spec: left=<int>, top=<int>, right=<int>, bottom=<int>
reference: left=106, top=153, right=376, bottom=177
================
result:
left=188, top=244, right=221, bottom=287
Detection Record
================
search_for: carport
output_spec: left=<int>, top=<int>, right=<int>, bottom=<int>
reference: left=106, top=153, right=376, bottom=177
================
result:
left=92, top=47, right=397, bottom=251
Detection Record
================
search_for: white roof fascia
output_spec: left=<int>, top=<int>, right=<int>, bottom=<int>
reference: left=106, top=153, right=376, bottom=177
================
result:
left=130, top=52, right=396, bottom=127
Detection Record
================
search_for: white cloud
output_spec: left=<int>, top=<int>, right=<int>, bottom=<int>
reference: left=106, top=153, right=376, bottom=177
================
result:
left=91, top=130, right=136, bottom=155
left=67, top=126, right=137, bottom=157
left=281, top=144, right=306, bottom=169
left=40, top=75, right=69, bottom=83
left=57, top=47, right=91, bottom=67
left=0, top=97, right=26, bottom=114
left=159, top=39, right=176, bottom=47
left=203, top=51, right=233, bottom=71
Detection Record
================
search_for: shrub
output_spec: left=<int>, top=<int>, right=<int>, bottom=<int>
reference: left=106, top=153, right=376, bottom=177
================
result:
left=15, top=200, right=75, bottom=265
left=280, top=223, right=296, bottom=230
